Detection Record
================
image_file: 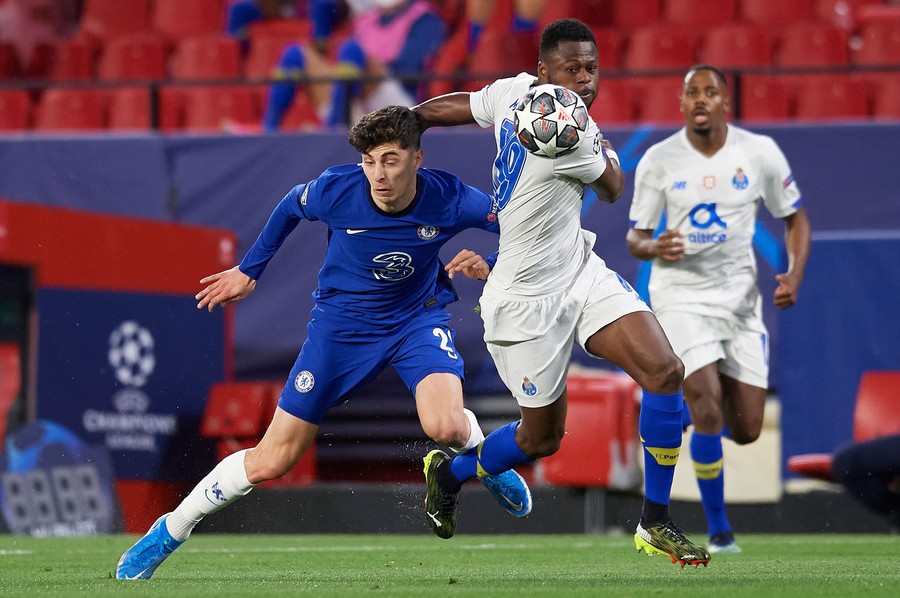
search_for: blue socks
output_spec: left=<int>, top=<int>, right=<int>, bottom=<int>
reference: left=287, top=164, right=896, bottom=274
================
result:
left=449, top=421, right=531, bottom=482
left=691, top=431, right=731, bottom=537
left=640, top=390, right=683, bottom=507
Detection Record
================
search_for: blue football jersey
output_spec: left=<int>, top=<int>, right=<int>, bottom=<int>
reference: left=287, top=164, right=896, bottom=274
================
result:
left=239, top=164, right=499, bottom=330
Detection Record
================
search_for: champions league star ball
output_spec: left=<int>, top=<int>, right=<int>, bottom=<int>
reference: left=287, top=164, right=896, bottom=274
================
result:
left=108, top=320, right=156, bottom=387
left=514, top=84, right=589, bottom=158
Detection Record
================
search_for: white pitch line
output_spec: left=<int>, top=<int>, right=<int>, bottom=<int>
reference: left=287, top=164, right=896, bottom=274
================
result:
left=184, top=541, right=608, bottom=555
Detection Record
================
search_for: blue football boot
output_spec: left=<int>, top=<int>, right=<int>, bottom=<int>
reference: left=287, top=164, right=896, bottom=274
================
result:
left=116, top=513, right=184, bottom=580
left=481, top=469, right=533, bottom=517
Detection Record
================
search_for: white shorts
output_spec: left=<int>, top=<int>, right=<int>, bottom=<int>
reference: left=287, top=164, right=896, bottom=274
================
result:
left=480, top=253, right=651, bottom=408
left=655, top=308, right=769, bottom=389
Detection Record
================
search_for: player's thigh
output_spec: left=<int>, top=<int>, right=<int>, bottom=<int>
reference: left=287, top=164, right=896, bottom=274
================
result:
left=718, top=318, right=769, bottom=442
left=277, top=324, right=389, bottom=425
left=683, top=363, right=726, bottom=433
left=655, top=310, right=727, bottom=378
left=480, top=290, right=576, bottom=407
left=392, top=310, right=465, bottom=396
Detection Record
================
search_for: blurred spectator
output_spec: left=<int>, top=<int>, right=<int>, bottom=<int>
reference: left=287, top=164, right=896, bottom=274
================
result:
left=263, top=0, right=446, bottom=130
left=226, top=0, right=301, bottom=52
left=0, top=0, right=77, bottom=67
left=832, top=435, right=900, bottom=533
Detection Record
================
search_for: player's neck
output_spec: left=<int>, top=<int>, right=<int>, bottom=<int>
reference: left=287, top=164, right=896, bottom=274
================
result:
left=687, top=124, right=728, bottom=157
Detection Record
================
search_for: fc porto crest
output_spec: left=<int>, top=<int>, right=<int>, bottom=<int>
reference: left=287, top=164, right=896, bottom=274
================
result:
left=731, top=168, right=749, bottom=190
left=521, top=376, right=537, bottom=397
left=417, top=225, right=439, bottom=240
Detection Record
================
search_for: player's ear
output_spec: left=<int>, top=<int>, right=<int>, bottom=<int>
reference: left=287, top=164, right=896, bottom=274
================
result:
left=414, top=148, right=424, bottom=168
left=723, top=95, right=731, bottom=114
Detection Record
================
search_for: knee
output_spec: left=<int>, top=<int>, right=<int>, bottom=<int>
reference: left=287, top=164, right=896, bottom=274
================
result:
left=640, top=354, right=684, bottom=395
left=729, top=418, right=763, bottom=445
left=422, top=414, right=468, bottom=448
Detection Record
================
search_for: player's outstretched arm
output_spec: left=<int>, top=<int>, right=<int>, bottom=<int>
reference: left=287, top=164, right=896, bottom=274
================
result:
left=413, top=93, right=476, bottom=131
left=445, top=249, right=491, bottom=280
left=196, top=266, right=257, bottom=312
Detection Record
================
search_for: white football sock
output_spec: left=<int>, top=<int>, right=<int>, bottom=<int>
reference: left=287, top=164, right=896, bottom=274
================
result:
left=165, top=449, right=255, bottom=541
left=450, top=408, right=486, bottom=454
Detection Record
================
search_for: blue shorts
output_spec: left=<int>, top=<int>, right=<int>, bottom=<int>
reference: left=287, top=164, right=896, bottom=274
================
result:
left=277, top=309, right=465, bottom=424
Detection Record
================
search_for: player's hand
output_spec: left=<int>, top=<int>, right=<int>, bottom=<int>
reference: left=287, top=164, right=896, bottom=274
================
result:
left=445, top=249, right=490, bottom=280
left=655, top=229, right=685, bottom=261
left=774, top=272, right=801, bottom=309
left=196, top=266, right=257, bottom=312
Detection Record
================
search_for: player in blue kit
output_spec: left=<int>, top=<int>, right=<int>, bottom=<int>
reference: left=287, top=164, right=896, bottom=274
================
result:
left=116, top=105, right=531, bottom=580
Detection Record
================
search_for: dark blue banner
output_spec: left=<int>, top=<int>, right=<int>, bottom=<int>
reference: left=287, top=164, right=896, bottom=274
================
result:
left=35, top=289, right=223, bottom=480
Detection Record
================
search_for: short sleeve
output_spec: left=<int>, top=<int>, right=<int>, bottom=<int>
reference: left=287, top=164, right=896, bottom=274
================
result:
left=629, top=150, right=666, bottom=229
left=760, top=136, right=803, bottom=218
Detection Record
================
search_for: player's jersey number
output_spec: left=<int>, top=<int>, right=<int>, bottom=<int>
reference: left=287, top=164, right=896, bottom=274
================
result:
left=494, top=119, right=526, bottom=211
left=432, top=327, right=459, bottom=360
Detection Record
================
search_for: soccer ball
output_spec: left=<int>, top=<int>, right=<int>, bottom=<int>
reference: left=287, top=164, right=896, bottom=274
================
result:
left=514, top=84, right=589, bottom=158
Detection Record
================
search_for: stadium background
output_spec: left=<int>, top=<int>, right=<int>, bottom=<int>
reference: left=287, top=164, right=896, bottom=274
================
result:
left=0, top=0, right=899, bottom=536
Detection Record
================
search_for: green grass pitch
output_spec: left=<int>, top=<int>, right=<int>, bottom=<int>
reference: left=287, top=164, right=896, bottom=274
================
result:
left=1, top=533, right=898, bottom=597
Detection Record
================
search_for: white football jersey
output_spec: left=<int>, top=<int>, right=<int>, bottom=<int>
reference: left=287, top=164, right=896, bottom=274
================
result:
left=470, top=73, right=609, bottom=297
left=629, top=125, right=803, bottom=318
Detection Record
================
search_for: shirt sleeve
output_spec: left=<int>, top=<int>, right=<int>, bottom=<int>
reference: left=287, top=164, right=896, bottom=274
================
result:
left=760, top=136, right=803, bottom=218
left=470, top=76, right=523, bottom=129
left=629, top=150, right=666, bottom=230
left=238, top=184, right=312, bottom=280
left=457, top=181, right=501, bottom=234
left=552, top=119, right=609, bottom=184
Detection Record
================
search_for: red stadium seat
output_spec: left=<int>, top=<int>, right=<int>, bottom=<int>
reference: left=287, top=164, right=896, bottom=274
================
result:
left=278, top=89, right=322, bottom=131
left=776, top=23, right=850, bottom=67
left=34, top=89, right=107, bottom=131
left=427, top=23, right=471, bottom=97
left=0, top=91, right=32, bottom=131
left=739, top=75, right=791, bottom=122
left=787, top=371, right=900, bottom=481
left=47, top=39, right=96, bottom=80
left=594, top=28, right=624, bottom=70
left=700, top=24, right=774, bottom=68
left=740, top=0, right=814, bottom=28
left=466, top=28, right=539, bottom=90
left=541, top=372, right=641, bottom=489
left=108, top=87, right=152, bottom=130
left=611, top=0, right=661, bottom=30
left=793, top=74, right=868, bottom=120
left=633, top=76, right=684, bottom=125
left=0, top=42, right=22, bottom=79
left=866, top=73, right=900, bottom=119
left=97, top=32, right=168, bottom=81
left=663, top=0, right=737, bottom=27
left=172, top=35, right=242, bottom=80
left=243, top=20, right=310, bottom=79
left=854, top=21, right=900, bottom=65
left=152, top=0, right=225, bottom=40
left=590, top=79, right=635, bottom=126
left=624, top=25, right=697, bottom=71
left=182, top=86, right=260, bottom=132
left=814, top=0, right=876, bottom=29
left=79, top=0, right=151, bottom=41
left=158, top=87, right=187, bottom=131
left=854, top=3, right=900, bottom=27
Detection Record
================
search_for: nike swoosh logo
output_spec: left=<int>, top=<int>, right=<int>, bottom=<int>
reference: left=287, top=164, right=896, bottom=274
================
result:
left=499, top=493, right=524, bottom=511
left=346, top=229, right=368, bottom=235
left=426, top=511, right=442, bottom=527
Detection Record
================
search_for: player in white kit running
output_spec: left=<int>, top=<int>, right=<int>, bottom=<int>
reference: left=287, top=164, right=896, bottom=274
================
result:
left=415, top=19, right=711, bottom=566
left=627, top=65, right=811, bottom=553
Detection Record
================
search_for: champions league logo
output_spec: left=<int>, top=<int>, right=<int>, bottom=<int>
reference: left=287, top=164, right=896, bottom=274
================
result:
left=108, top=320, right=156, bottom=388
left=83, top=320, right=177, bottom=452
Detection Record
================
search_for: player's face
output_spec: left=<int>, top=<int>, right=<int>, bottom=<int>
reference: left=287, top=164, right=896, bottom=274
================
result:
left=361, top=142, right=423, bottom=213
left=538, top=41, right=599, bottom=108
left=680, top=69, right=730, bottom=135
